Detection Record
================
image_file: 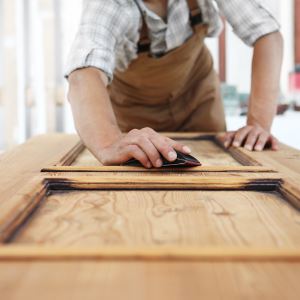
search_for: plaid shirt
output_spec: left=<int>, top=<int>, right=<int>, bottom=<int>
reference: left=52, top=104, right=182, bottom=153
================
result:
left=65, top=0, right=280, bottom=83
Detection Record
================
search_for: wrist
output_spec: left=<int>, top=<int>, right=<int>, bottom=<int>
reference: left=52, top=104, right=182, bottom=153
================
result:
left=247, top=100, right=276, bottom=132
left=94, top=127, right=122, bottom=158
left=100, top=127, right=122, bottom=148
left=246, top=116, right=272, bottom=132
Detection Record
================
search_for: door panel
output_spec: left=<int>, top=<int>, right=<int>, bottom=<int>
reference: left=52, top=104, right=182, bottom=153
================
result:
left=12, top=190, right=300, bottom=247
left=72, top=139, right=241, bottom=167
left=1, top=133, right=300, bottom=299
left=43, top=135, right=274, bottom=172
left=1, top=261, right=300, bottom=300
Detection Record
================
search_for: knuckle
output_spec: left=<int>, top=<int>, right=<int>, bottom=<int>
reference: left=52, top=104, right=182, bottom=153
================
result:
left=128, top=129, right=139, bottom=136
left=258, top=135, right=268, bottom=142
left=127, top=144, right=139, bottom=154
left=161, top=143, right=172, bottom=153
left=142, top=127, right=153, bottom=134
left=164, top=137, right=171, bottom=144
left=173, top=142, right=183, bottom=149
left=135, top=136, right=145, bottom=145
left=253, top=129, right=261, bottom=135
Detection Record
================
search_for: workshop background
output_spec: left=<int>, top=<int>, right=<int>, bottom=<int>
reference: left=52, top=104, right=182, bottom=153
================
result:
left=0, top=0, right=299, bottom=151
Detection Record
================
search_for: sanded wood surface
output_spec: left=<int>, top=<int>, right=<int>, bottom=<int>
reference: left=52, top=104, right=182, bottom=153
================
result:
left=0, top=133, right=300, bottom=299
left=72, top=139, right=241, bottom=167
left=1, top=262, right=300, bottom=300
left=0, top=134, right=80, bottom=242
left=1, top=245, right=300, bottom=261
left=43, top=174, right=281, bottom=190
left=13, top=190, right=300, bottom=247
left=42, top=165, right=274, bottom=172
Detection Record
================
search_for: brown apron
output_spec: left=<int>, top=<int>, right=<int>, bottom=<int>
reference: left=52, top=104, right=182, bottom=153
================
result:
left=108, top=0, right=226, bottom=132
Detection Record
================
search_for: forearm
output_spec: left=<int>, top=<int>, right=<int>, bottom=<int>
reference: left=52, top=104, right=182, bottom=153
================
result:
left=248, top=31, right=283, bottom=131
left=67, top=67, right=121, bottom=159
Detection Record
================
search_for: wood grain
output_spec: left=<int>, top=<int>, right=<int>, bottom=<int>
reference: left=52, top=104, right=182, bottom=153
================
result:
left=44, top=174, right=281, bottom=190
left=1, top=133, right=300, bottom=300
left=0, top=246, right=300, bottom=261
left=0, top=134, right=80, bottom=242
left=13, top=190, right=300, bottom=248
left=71, top=140, right=242, bottom=167
left=42, top=165, right=274, bottom=173
left=1, top=262, right=300, bottom=300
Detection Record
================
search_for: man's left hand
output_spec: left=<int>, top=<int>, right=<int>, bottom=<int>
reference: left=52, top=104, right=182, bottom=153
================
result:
left=218, top=124, right=279, bottom=151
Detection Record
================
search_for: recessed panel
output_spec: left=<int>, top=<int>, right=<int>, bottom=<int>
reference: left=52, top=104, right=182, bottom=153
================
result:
left=71, top=140, right=241, bottom=167
left=12, top=190, right=300, bottom=247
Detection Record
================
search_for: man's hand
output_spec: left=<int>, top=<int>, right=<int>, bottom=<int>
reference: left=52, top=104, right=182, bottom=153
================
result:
left=98, top=127, right=192, bottom=168
left=218, top=124, right=279, bottom=151
left=221, top=32, right=282, bottom=153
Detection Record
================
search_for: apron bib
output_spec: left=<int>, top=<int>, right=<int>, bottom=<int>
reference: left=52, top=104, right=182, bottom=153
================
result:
left=108, top=0, right=226, bottom=132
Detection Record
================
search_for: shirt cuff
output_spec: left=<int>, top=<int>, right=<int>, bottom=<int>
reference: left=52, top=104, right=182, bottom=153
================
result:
left=64, top=47, right=114, bottom=84
left=235, top=6, right=281, bottom=47
left=240, top=21, right=280, bottom=47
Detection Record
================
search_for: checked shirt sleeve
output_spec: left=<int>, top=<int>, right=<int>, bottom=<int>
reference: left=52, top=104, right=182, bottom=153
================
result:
left=215, top=0, right=280, bottom=46
left=64, top=0, right=129, bottom=83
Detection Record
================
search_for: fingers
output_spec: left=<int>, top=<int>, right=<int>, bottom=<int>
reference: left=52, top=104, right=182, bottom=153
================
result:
left=166, top=137, right=192, bottom=155
left=130, top=135, right=162, bottom=168
left=100, top=143, right=151, bottom=168
left=217, top=132, right=235, bottom=148
left=253, top=131, right=269, bottom=151
left=232, top=126, right=252, bottom=148
left=228, top=125, right=279, bottom=152
left=244, top=128, right=261, bottom=151
left=140, top=128, right=191, bottom=163
left=148, top=133, right=178, bottom=162
left=125, top=145, right=151, bottom=168
left=122, top=128, right=192, bottom=167
left=269, top=136, right=279, bottom=151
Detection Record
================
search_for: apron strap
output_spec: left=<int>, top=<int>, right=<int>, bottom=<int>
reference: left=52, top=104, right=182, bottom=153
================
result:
left=186, top=0, right=203, bottom=28
left=137, top=0, right=203, bottom=54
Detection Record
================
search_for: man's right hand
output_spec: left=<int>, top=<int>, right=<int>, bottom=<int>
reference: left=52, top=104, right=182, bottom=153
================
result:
left=98, top=127, right=192, bottom=168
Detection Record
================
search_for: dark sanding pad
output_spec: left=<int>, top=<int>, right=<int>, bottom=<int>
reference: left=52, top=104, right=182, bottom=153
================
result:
left=122, top=150, right=201, bottom=168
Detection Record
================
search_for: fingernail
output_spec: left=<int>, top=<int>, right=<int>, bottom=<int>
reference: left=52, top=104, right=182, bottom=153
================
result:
left=245, top=145, right=252, bottom=151
left=168, top=151, right=177, bottom=161
left=155, top=159, right=162, bottom=168
left=224, top=141, right=229, bottom=148
left=183, top=146, right=191, bottom=154
left=233, top=142, right=239, bottom=147
left=255, top=145, right=263, bottom=151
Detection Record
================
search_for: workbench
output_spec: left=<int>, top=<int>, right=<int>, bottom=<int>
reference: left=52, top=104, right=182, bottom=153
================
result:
left=0, top=133, right=300, bottom=299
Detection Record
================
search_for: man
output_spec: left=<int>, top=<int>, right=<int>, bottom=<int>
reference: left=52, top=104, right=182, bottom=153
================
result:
left=66, top=0, right=283, bottom=168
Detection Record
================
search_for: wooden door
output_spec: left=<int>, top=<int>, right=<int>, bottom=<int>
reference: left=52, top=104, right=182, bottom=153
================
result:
left=0, top=133, right=300, bottom=300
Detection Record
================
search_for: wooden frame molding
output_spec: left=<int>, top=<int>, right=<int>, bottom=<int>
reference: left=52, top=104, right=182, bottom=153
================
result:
left=42, top=165, right=274, bottom=173
left=0, top=133, right=300, bottom=264
left=43, top=134, right=273, bottom=173
left=0, top=246, right=299, bottom=262
left=44, top=174, right=281, bottom=191
left=0, top=172, right=299, bottom=262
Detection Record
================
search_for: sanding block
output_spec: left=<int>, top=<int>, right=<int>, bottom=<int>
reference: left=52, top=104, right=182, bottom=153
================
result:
left=122, top=150, right=201, bottom=168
